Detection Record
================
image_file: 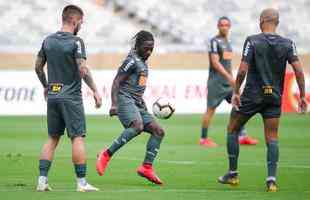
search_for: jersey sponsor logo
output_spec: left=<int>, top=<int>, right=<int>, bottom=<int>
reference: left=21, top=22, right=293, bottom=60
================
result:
left=122, top=60, right=134, bottom=72
left=223, top=51, right=233, bottom=60
left=243, top=41, right=251, bottom=56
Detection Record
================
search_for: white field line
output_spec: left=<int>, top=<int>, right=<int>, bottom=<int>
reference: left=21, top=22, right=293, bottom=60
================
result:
left=1, top=188, right=309, bottom=193
left=117, top=157, right=310, bottom=169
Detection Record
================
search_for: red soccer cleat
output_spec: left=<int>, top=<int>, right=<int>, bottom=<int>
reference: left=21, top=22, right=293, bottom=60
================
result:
left=199, top=138, right=218, bottom=147
left=137, top=164, right=163, bottom=185
left=96, top=149, right=111, bottom=176
left=239, top=135, right=259, bottom=145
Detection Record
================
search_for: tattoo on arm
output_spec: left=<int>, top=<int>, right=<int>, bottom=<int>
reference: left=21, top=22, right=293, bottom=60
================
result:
left=35, top=56, right=47, bottom=88
left=76, top=58, right=98, bottom=93
left=291, top=61, right=306, bottom=98
left=234, top=61, right=248, bottom=94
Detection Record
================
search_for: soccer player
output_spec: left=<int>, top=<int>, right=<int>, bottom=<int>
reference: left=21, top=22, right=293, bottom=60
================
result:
left=200, top=16, right=258, bottom=147
left=218, top=8, right=307, bottom=192
left=96, top=30, right=165, bottom=185
left=35, top=5, right=102, bottom=192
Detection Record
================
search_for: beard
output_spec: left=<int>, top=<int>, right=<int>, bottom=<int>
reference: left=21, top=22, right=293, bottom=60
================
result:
left=73, top=24, right=80, bottom=35
left=73, top=27, right=79, bottom=35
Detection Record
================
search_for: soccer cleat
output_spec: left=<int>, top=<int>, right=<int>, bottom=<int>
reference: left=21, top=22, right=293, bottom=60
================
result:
left=218, top=172, right=239, bottom=186
left=199, top=138, right=218, bottom=147
left=36, top=182, right=52, bottom=192
left=239, top=135, right=259, bottom=145
left=96, top=149, right=111, bottom=176
left=77, top=182, right=99, bottom=192
left=137, top=164, right=163, bottom=185
left=266, top=180, right=278, bottom=192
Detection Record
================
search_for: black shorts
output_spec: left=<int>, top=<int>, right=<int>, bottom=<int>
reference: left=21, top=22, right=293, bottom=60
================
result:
left=47, top=98, right=86, bottom=138
left=237, top=97, right=281, bottom=119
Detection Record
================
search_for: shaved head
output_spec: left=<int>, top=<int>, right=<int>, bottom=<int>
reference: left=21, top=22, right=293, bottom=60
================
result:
left=260, top=8, right=279, bottom=26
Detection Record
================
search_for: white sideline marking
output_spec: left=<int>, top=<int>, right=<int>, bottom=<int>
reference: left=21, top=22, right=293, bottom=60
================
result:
left=117, top=157, right=310, bottom=169
left=0, top=188, right=309, bottom=193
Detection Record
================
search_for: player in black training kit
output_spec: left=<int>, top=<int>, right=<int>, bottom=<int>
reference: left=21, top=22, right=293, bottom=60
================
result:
left=35, top=5, right=102, bottom=192
left=218, top=8, right=307, bottom=192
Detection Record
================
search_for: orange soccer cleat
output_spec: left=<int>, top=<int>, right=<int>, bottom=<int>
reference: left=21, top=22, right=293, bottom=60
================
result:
left=96, top=149, right=111, bottom=176
left=199, top=138, right=218, bottom=147
left=239, top=135, right=259, bottom=145
left=137, top=164, right=163, bottom=185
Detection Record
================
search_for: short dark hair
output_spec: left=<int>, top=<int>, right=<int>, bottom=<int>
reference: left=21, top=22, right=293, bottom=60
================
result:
left=260, top=8, right=279, bottom=26
left=62, top=5, right=84, bottom=23
left=218, top=16, right=231, bottom=24
left=133, top=30, right=154, bottom=49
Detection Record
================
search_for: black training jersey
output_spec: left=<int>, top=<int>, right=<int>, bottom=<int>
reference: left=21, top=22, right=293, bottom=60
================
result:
left=117, top=51, right=148, bottom=106
left=241, top=33, right=299, bottom=105
left=38, top=31, right=86, bottom=100
left=208, top=36, right=233, bottom=88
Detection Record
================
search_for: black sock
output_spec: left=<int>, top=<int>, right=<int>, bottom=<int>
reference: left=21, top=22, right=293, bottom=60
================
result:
left=267, top=140, right=279, bottom=178
left=74, top=164, right=87, bottom=178
left=201, top=128, right=208, bottom=139
left=39, top=159, right=52, bottom=177
left=227, top=133, right=239, bottom=171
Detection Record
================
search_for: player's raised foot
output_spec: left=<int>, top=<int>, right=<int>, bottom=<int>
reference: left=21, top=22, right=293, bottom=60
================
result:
left=239, top=135, right=259, bottom=145
left=266, top=180, right=278, bottom=192
left=77, top=182, right=99, bottom=192
left=218, top=172, right=239, bottom=186
left=96, top=149, right=111, bottom=176
left=137, top=164, right=163, bottom=185
left=199, top=138, right=218, bottom=147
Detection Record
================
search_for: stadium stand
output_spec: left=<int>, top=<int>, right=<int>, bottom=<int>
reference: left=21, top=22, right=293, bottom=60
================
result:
left=113, top=0, right=310, bottom=53
left=0, top=0, right=309, bottom=54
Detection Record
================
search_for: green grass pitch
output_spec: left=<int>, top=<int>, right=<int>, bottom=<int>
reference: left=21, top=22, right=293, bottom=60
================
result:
left=0, top=114, right=309, bottom=200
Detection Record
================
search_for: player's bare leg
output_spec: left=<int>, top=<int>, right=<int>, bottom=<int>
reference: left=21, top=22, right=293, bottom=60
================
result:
left=137, top=121, right=165, bottom=185
left=218, top=111, right=251, bottom=185
left=200, top=107, right=218, bottom=147
left=72, top=136, right=98, bottom=192
left=37, top=135, right=60, bottom=191
left=263, top=117, right=280, bottom=192
left=96, top=120, right=143, bottom=176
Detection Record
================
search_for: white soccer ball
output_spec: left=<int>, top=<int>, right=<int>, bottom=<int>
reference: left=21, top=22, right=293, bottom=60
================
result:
left=152, top=98, right=175, bottom=119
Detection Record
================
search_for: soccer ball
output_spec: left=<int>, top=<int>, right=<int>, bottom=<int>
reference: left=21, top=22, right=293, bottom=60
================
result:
left=152, top=98, right=175, bottom=119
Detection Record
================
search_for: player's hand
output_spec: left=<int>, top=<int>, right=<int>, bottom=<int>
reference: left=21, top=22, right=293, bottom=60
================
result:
left=93, top=91, right=102, bottom=109
left=79, top=66, right=89, bottom=78
left=43, top=87, right=48, bottom=101
left=109, top=105, right=118, bottom=117
left=228, top=76, right=236, bottom=89
left=231, top=92, right=241, bottom=110
left=298, top=97, right=307, bottom=114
